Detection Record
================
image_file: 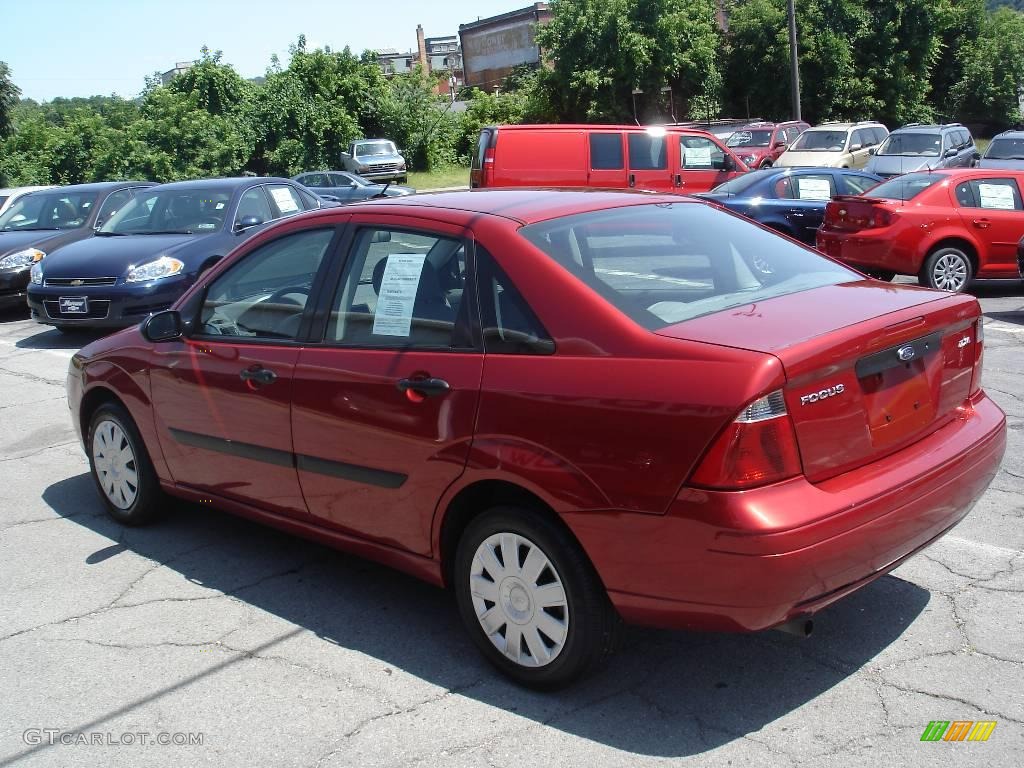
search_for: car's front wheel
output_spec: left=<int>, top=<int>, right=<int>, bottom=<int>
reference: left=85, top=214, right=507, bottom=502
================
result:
left=453, top=506, right=620, bottom=689
left=921, top=246, right=973, bottom=292
left=87, top=402, right=164, bottom=525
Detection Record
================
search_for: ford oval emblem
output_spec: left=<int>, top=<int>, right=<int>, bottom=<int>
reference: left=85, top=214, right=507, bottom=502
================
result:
left=897, top=345, right=916, bottom=361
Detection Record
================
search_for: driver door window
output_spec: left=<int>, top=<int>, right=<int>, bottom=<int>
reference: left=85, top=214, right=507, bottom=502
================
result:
left=198, top=229, right=335, bottom=340
left=236, top=187, right=274, bottom=228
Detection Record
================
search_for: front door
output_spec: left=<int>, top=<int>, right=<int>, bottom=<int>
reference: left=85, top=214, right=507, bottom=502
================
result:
left=953, top=176, right=1024, bottom=277
left=290, top=218, right=484, bottom=555
left=151, top=226, right=340, bottom=516
left=676, top=134, right=734, bottom=193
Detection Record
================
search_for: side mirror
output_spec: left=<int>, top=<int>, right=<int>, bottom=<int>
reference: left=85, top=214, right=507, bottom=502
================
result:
left=723, top=155, right=737, bottom=171
left=944, top=148, right=958, bottom=158
left=141, top=310, right=182, bottom=342
left=773, top=140, right=787, bottom=149
left=850, top=143, right=863, bottom=152
left=371, top=230, right=392, bottom=243
left=868, top=147, right=876, bottom=155
left=234, top=216, right=263, bottom=233
left=340, top=152, right=352, bottom=160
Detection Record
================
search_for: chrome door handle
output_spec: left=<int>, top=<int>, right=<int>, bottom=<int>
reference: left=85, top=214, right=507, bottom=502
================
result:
left=239, top=366, right=277, bottom=385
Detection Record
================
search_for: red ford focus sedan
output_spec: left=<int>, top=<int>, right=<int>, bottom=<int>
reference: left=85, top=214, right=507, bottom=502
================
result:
left=817, top=169, right=1024, bottom=291
left=67, top=190, right=1005, bottom=688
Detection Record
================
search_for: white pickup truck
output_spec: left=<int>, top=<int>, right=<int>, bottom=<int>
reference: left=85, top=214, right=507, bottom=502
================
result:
left=340, top=139, right=408, bottom=183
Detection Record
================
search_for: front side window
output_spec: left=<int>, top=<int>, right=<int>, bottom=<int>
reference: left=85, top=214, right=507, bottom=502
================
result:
left=519, top=203, right=857, bottom=329
left=298, top=173, right=329, bottom=188
left=198, top=229, right=334, bottom=340
left=326, top=228, right=469, bottom=349
left=628, top=133, right=667, bottom=170
left=236, top=187, right=273, bottom=225
left=0, top=191, right=98, bottom=231
left=101, top=187, right=231, bottom=234
left=95, top=189, right=133, bottom=226
left=680, top=136, right=726, bottom=170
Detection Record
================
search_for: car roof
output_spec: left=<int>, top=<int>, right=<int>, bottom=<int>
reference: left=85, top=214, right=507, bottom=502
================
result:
left=27, top=181, right=152, bottom=193
left=992, top=130, right=1024, bottom=139
left=146, top=177, right=293, bottom=191
left=890, top=124, right=962, bottom=134
left=304, top=188, right=697, bottom=225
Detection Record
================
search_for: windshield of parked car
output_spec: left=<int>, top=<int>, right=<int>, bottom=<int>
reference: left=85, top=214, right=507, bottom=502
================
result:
left=789, top=130, right=848, bottom=152
left=520, top=203, right=858, bottom=330
left=865, top=173, right=943, bottom=201
left=355, top=141, right=397, bottom=157
left=100, top=188, right=232, bottom=235
left=727, top=130, right=773, bottom=148
left=708, top=169, right=777, bottom=195
left=0, top=190, right=98, bottom=231
left=877, top=133, right=941, bottom=157
left=0, top=196, right=8, bottom=209
left=984, top=137, right=1024, bottom=160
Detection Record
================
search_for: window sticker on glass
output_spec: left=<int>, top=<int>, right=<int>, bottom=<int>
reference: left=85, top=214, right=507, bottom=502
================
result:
left=977, top=183, right=1016, bottom=210
left=797, top=178, right=832, bottom=201
left=215, top=202, right=225, bottom=210
left=371, top=254, right=427, bottom=337
left=270, top=188, right=299, bottom=213
left=684, top=146, right=713, bottom=167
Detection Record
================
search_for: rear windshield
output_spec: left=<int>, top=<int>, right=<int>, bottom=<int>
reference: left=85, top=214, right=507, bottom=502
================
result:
left=519, top=203, right=857, bottom=330
left=865, top=173, right=943, bottom=201
left=708, top=169, right=776, bottom=195
left=877, top=133, right=941, bottom=157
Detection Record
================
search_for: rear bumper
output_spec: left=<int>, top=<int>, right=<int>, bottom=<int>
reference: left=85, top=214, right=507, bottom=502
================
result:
left=817, top=229, right=919, bottom=275
left=571, top=394, right=1006, bottom=632
left=27, top=276, right=191, bottom=328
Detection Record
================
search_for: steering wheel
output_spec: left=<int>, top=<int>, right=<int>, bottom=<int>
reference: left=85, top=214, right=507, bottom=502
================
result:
left=265, top=286, right=311, bottom=306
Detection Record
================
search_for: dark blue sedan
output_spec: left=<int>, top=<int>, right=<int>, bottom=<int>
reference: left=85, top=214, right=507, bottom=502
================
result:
left=27, top=177, right=325, bottom=330
left=696, top=167, right=882, bottom=245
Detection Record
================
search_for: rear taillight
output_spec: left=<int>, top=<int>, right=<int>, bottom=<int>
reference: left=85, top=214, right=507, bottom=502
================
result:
left=823, top=201, right=895, bottom=230
left=690, top=390, right=803, bottom=490
left=970, top=318, right=985, bottom=395
left=870, top=208, right=893, bottom=228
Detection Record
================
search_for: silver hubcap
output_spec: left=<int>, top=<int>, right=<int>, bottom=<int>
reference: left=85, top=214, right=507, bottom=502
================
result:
left=92, top=420, right=139, bottom=510
left=470, top=532, right=569, bottom=668
left=931, top=250, right=969, bottom=291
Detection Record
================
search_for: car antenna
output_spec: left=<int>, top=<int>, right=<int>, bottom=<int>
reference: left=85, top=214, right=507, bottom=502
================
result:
left=371, top=181, right=393, bottom=200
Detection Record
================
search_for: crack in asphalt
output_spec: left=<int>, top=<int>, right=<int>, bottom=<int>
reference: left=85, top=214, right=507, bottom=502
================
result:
left=0, top=440, right=79, bottom=464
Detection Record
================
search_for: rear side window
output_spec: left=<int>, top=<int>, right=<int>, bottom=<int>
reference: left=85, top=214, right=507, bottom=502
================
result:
left=476, top=246, right=554, bottom=354
left=774, top=174, right=835, bottom=201
left=628, top=134, right=667, bottom=170
left=955, top=179, right=1024, bottom=211
left=589, top=133, right=624, bottom=170
left=866, top=173, right=943, bottom=201
left=266, top=185, right=304, bottom=218
left=519, top=203, right=857, bottom=329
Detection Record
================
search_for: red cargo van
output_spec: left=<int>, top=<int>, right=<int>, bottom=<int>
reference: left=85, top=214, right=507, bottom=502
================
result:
left=470, top=124, right=749, bottom=193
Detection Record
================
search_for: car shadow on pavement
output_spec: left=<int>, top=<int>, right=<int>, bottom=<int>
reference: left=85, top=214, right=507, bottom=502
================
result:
left=986, top=310, right=1024, bottom=326
left=13, top=325, right=107, bottom=350
left=970, top=280, right=1024, bottom=300
left=42, top=473, right=930, bottom=758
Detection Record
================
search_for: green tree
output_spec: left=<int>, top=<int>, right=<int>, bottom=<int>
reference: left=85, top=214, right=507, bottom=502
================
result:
left=535, top=0, right=724, bottom=122
left=950, top=7, right=1024, bottom=125
left=167, top=47, right=254, bottom=117
left=0, top=61, right=21, bottom=140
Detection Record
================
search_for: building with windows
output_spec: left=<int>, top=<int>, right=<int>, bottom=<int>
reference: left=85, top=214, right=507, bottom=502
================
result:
left=160, top=62, right=193, bottom=85
left=459, top=3, right=550, bottom=91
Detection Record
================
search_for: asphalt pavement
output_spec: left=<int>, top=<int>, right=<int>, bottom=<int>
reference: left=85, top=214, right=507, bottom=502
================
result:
left=0, top=278, right=1021, bottom=767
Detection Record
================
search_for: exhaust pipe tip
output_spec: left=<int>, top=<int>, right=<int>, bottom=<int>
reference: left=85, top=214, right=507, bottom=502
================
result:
left=775, top=616, right=814, bottom=638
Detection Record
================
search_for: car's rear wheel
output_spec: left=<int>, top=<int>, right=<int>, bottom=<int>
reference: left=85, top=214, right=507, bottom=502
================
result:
left=87, top=402, right=164, bottom=525
left=453, top=506, right=620, bottom=689
left=921, top=246, right=973, bottom=292
left=760, top=160, right=773, bottom=169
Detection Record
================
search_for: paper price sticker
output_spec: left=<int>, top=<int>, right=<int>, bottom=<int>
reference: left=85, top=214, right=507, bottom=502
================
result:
left=372, top=254, right=427, bottom=337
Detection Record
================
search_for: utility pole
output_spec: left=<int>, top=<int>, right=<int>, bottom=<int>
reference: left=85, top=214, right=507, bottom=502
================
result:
left=787, top=0, right=801, bottom=121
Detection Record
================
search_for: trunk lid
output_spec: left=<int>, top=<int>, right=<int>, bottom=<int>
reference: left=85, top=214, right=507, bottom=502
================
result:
left=823, top=195, right=896, bottom=231
left=658, top=281, right=981, bottom=482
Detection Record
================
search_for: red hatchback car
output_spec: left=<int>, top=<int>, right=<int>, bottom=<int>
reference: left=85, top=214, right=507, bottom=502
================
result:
left=68, top=190, right=1005, bottom=688
left=817, top=169, right=1024, bottom=291
left=726, top=120, right=811, bottom=169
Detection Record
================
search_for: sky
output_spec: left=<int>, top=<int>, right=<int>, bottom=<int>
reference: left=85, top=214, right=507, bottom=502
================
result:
left=1, top=0, right=530, bottom=102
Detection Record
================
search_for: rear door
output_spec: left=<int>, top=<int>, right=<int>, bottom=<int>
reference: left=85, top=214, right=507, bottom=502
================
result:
left=772, top=171, right=837, bottom=242
left=587, top=132, right=628, bottom=188
left=952, top=176, right=1024, bottom=276
left=290, top=216, right=484, bottom=554
left=848, top=128, right=873, bottom=169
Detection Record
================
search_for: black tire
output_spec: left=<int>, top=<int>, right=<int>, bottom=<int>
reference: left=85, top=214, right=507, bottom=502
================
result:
left=86, top=402, right=164, bottom=526
left=867, top=269, right=896, bottom=282
left=760, top=160, right=773, bottom=169
left=453, top=506, right=621, bottom=689
left=920, top=246, right=973, bottom=292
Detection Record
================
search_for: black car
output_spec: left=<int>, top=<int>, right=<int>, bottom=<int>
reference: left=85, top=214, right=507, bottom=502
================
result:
left=292, top=171, right=414, bottom=203
left=695, top=167, right=881, bottom=245
left=27, top=177, right=324, bottom=330
left=0, top=182, right=154, bottom=312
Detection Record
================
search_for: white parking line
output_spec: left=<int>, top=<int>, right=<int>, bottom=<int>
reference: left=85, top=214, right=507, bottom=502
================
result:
left=0, top=338, right=77, bottom=360
left=945, top=535, right=1023, bottom=558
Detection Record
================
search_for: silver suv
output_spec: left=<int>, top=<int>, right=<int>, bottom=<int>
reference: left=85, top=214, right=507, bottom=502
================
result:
left=978, top=129, right=1024, bottom=170
left=865, top=123, right=978, bottom=178
left=340, top=139, right=408, bottom=183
